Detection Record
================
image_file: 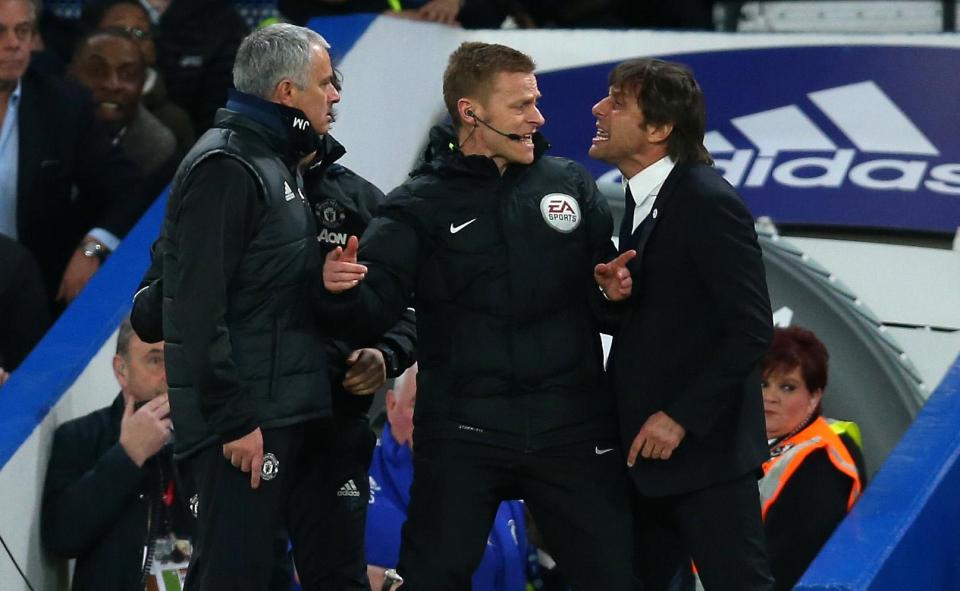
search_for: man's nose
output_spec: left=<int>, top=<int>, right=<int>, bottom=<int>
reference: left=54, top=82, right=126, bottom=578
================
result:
left=531, top=105, right=545, bottom=127
left=592, top=98, right=607, bottom=118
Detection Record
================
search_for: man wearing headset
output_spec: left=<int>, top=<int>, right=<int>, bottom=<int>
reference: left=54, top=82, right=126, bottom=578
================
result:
left=321, top=42, right=636, bottom=590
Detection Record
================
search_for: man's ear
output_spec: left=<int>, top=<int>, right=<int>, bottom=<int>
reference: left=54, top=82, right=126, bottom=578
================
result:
left=457, top=98, right=477, bottom=127
left=272, top=79, right=297, bottom=107
left=647, top=121, right=674, bottom=145
left=385, top=389, right=396, bottom=412
left=113, top=355, right=127, bottom=387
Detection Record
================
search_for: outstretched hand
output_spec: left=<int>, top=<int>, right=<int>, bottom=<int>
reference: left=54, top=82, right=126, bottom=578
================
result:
left=324, top=235, right=367, bottom=294
left=594, top=249, right=636, bottom=301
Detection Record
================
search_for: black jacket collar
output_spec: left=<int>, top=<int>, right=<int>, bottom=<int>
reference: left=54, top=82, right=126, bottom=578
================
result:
left=413, top=123, right=550, bottom=179
left=219, top=89, right=321, bottom=164
left=307, top=134, right=347, bottom=176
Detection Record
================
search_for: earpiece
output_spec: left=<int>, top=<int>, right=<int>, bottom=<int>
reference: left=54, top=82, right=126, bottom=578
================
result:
left=464, top=109, right=524, bottom=142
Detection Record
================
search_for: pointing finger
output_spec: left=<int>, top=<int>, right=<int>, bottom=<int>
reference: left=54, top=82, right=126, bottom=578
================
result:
left=250, top=456, right=263, bottom=489
left=612, top=249, right=637, bottom=269
left=343, top=235, right=360, bottom=262
left=627, top=432, right=644, bottom=467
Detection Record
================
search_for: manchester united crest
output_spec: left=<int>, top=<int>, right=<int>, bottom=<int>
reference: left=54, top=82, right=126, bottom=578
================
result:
left=315, top=199, right=346, bottom=229
left=261, top=453, right=280, bottom=481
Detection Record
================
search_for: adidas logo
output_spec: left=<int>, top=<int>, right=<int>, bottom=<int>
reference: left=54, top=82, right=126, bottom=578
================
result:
left=597, top=81, right=959, bottom=196
left=284, top=181, right=296, bottom=201
left=706, top=81, right=959, bottom=196
left=337, top=479, right=361, bottom=497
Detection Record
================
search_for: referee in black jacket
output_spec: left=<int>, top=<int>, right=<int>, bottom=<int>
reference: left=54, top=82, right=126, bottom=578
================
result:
left=322, top=42, right=636, bottom=590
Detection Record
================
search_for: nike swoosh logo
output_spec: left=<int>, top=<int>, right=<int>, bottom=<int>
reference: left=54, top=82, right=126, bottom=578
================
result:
left=450, top=218, right=477, bottom=234
left=595, top=447, right=614, bottom=455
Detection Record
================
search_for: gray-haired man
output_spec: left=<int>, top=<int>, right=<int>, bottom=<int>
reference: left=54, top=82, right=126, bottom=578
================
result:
left=158, top=24, right=342, bottom=588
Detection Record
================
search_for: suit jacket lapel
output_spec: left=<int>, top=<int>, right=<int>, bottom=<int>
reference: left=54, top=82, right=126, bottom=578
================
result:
left=626, top=163, right=686, bottom=276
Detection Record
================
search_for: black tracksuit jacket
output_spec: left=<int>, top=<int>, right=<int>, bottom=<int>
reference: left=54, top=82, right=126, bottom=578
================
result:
left=132, top=133, right=417, bottom=420
left=305, top=135, right=417, bottom=418
left=322, top=126, right=619, bottom=450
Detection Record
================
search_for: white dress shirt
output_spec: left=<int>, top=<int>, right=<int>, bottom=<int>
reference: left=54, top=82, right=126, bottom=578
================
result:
left=624, top=156, right=675, bottom=234
left=0, top=80, right=22, bottom=239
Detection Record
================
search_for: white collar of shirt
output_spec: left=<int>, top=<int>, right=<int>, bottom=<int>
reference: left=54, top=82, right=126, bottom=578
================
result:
left=623, top=155, right=675, bottom=233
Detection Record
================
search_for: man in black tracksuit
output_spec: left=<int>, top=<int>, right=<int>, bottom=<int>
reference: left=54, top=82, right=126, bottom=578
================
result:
left=322, top=42, right=635, bottom=590
left=301, top=133, right=417, bottom=590
left=156, top=24, right=344, bottom=589
left=132, top=106, right=416, bottom=591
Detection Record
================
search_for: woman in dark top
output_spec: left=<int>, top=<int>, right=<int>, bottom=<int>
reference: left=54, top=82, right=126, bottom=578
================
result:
left=759, top=326, right=863, bottom=591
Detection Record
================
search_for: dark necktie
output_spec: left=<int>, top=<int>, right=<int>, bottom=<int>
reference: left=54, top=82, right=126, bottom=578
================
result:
left=618, top=184, right=637, bottom=252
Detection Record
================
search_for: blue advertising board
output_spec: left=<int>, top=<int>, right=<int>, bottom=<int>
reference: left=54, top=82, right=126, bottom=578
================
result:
left=537, top=46, right=960, bottom=234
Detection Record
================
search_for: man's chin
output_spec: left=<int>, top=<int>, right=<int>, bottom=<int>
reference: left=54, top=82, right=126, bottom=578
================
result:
left=587, top=143, right=606, bottom=161
left=512, top=145, right=536, bottom=164
left=96, top=116, right=128, bottom=135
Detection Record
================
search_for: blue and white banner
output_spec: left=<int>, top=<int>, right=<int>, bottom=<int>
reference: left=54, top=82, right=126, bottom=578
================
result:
left=320, top=19, right=960, bottom=235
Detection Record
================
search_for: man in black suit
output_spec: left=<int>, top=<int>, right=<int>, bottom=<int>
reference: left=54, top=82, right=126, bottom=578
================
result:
left=591, top=58, right=775, bottom=591
left=0, top=0, right=145, bottom=311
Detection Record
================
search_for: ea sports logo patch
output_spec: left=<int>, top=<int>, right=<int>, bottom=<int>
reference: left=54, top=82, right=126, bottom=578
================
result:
left=540, top=193, right=581, bottom=233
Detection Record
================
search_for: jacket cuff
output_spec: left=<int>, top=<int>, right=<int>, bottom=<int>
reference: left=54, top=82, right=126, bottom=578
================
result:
left=106, top=442, right=149, bottom=484
left=375, top=344, right=401, bottom=378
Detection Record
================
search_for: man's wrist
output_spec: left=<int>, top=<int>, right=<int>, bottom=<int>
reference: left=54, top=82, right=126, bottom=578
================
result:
left=376, top=345, right=400, bottom=378
left=118, top=438, right=147, bottom=468
left=79, top=238, right=110, bottom=263
left=597, top=283, right=611, bottom=301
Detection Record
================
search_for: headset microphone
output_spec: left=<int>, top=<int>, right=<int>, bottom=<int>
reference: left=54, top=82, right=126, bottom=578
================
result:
left=466, top=109, right=524, bottom=142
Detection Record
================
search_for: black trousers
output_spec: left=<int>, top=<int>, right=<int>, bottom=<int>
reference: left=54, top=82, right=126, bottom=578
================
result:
left=633, top=472, right=775, bottom=591
left=182, top=418, right=366, bottom=591
left=308, top=415, right=377, bottom=591
left=397, top=438, right=637, bottom=591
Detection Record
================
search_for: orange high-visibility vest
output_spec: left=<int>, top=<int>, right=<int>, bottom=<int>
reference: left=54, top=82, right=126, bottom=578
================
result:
left=759, top=417, right=862, bottom=520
